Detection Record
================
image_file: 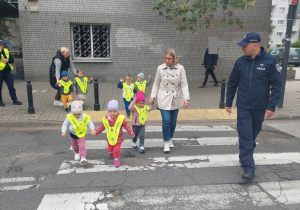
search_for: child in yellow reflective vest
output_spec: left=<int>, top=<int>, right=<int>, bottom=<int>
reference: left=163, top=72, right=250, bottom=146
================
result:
left=134, top=73, right=152, bottom=97
left=73, top=69, right=93, bottom=110
left=61, top=101, right=96, bottom=165
left=128, top=91, right=154, bottom=153
left=92, top=100, right=135, bottom=167
left=117, top=75, right=137, bottom=118
left=57, top=71, right=74, bottom=112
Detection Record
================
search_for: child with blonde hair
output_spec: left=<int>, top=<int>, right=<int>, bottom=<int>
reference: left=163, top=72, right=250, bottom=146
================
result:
left=73, top=69, right=93, bottom=110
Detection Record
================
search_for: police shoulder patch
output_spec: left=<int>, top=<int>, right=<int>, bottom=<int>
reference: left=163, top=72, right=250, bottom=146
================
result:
left=276, top=63, right=281, bottom=72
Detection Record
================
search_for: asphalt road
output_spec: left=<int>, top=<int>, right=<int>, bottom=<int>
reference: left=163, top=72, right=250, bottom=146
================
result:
left=0, top=119, right=299, bottom=210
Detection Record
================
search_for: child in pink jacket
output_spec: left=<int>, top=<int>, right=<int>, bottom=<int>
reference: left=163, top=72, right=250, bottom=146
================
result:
left=128, top=91, right=154, bottom=153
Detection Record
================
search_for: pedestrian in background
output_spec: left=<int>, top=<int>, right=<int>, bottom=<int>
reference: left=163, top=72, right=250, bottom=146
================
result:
left=0, top=40, right=22, bottom=106
left=149, top=49, right=190, bottom=153
left=199, top=47, right=219, bottom=88
left=226, top=32, right=281, bottom=179
left=49, top=47, right=77, bottom=106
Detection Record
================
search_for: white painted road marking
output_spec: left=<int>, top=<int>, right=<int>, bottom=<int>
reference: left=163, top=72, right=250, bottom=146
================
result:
left=69, top=137, right=243, bottom=150
left=98, top=125, right=235, bottom=133
left=0, top=177, right=35, bottom=183
left=37, top=180, right=300, bottom=209
left=1, top=185, right=37, bottom=191
left=0, top=176, right=44, bottom=191
left=57, top=152, right=300, bottom=174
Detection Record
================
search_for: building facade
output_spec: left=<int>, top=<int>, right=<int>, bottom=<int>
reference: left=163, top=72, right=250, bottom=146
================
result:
left=269, top=0, right=300, bottom=49
left=18, top=0, right=272, bottom=82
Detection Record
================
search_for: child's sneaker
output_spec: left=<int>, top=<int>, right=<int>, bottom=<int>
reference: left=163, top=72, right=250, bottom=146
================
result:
left=139, top=147, right=145, bottom=153
left=169, top=140, right=174, bottom=148
left=114, top=159, right=120, bottom=167
left=74, top=153, right=80, bottom=161
left=80, top=158, right=88, bottom=166
left=132, top=142, right=137, bottom=149
left=65, top=108, right=70, bottom=112
left=109, top=152, right=114, bottom=158
left=127, top=115, right=130, bottom=119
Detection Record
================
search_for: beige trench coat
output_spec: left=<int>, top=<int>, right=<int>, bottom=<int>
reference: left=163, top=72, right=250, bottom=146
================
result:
left=150, top=63, right=190, bottom=110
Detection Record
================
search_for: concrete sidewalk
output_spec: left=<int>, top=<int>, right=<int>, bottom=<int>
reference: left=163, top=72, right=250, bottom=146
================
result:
left=0, top=80, right=299, bottom=124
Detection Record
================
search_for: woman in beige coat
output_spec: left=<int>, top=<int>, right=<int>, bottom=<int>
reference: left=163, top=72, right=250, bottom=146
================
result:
left=149, top=49, right=190, bottom=153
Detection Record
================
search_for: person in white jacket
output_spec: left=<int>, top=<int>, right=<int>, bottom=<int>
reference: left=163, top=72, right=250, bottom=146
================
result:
left=149, top=49, right=190, bottom=153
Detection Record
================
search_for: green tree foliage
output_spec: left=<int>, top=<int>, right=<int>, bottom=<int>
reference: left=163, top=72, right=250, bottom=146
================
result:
left=0, top=17, right=17, bottom=40
left=280, top=41, right=300, bottom=48
left=153, top=0, right=256, bottom=33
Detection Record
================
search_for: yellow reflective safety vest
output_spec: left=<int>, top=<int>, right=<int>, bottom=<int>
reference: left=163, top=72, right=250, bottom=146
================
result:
left=102, top=115, right=125, bottom=146
left=0, top=48, right=13, bottom=71
left=134, top=105, right=149, bottom=124
left=59, top=80, right=73, bottom=94
left=123, top=83, right=134, bottom=102
left=135, top=80, right=147, bottom=93
left=67, top=114, right=90, bottom=138
left=75, top=77, right=88, bottom=93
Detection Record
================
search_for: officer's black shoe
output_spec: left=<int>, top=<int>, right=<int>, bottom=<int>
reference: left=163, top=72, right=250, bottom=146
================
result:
left=239, top=158, right=242, bottom=166
left=0, top=101, right=5, bottom=107
left=242, top=171, right=255, bottom=179
left=65, top=108, right=70, bottom=113
left=13, top=101, right=22, bottom=105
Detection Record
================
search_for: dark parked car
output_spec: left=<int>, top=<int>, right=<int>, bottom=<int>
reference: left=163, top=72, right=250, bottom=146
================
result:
left=2, top=40, right=23, bottom=58
left=269, top=47, right=300, bottom=67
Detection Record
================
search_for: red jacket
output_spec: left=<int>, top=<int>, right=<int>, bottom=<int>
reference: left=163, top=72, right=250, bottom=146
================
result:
left=95, top=113, right=134, bottom=144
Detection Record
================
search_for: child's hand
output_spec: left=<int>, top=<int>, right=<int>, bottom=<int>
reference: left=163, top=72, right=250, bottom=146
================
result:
left=148, top=74, right=151, bottom=79
left=61, top=132, right=66, bottom=137
left=131, top=133, right=135, bottom=138
left=90, top=77, right=94, bottom=81
left=120, top=78, right=123, bottom=82
left=91, top=129, right=96, bottom=136
left=73, top=91, right=77, bottom=94
left=58, top=84, right=62, bottom=87
left=133, top=98, right=137, bottom=103
left=150, top=100, right=154, bottom=105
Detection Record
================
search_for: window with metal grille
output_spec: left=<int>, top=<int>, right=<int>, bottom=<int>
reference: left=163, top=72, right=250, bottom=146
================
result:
left=72, top=24, right=111, bottom=59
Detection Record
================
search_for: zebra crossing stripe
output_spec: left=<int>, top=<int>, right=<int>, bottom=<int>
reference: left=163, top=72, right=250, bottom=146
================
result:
left=57, top=152, right=300, bottom=174
left=36, top=180, right=300, bottom=210
left=69, top=137, right=241, bottom=150
left=98, top=125, right=235, bottom=133
left=0, top=176, right=44, bottom=191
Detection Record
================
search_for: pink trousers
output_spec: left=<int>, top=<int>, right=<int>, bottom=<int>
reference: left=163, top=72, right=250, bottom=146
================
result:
left=71, top=137, right=86, bottom=159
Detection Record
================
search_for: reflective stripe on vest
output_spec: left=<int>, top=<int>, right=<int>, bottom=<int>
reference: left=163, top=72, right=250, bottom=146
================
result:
left=75, top=77, right=88, bottom=93
left=67, top=114, right=90, bottom=138
left=59, top=80, right=73, bottom=94
left=102, top=115, right=125, bottom=146
left=135, top=80, right=147, bottom=93
left=123, top=83, right=134, bottom=102
left=0, top=48, right=13, bottom=71
left=134, top=105, right=149, bottom=124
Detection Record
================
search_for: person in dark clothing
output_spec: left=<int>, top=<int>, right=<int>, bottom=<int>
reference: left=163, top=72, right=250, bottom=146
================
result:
left=199, top=47, right=219, bottom=88
left=0, top=40, right=22, bottom=107
left=226, top=32, right=281, bottom=180
left=49, top=47, right=77, bottom=106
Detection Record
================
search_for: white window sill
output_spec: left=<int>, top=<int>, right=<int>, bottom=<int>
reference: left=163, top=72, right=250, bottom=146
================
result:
left=72, top=59, right=113, bottom=63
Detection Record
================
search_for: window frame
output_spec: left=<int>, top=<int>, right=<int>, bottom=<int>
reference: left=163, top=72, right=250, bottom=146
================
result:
left=279, top=7, right=285, bottom=13
left=277, top=32, right=283, bottom=37
left=278, top=20, right=284, bottom=25
left=71, top=23, right=112, bottom=61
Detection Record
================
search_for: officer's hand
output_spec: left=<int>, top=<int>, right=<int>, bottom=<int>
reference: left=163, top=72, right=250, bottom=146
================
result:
left=213, top=65, right=217, bottom=68
left=61, top=132, right=66, bottom=137
left=183, top=100, right=189, bottom=108
left=2, top=58, right=8, bottom=63
left=120, top=78, right=124, bottom=82
left=226, top=107, right=232, bottom=113
left=73, top=91, right=76, bottom=94
left=131, top=133, right=135, bottom=138
left=90, top=129, right=96, bottom=136
left=148, top=74, right=151, bottom=79
left=90, top=77, right=93, bottom=81
left=265, top=110, right=274, bottom=119
left=58, top=84, right=62, bottom=87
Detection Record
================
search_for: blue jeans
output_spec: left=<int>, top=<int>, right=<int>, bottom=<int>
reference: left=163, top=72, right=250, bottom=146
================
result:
left=160, top=109, right=179, bottom=142
left=237, top=108, right=265, bottom=173
left=0, top=71, right=18, bottom=102
left=123, top=98, right=133, bottom=117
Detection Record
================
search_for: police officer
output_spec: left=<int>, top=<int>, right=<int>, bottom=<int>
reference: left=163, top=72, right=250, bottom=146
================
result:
left=0, top=40, right=22, bottom=107
left=226, top=32, right=282, bottom=179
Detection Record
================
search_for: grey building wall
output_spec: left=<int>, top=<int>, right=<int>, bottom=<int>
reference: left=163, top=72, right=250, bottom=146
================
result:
left=18, top=0, right=272, bottom=82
